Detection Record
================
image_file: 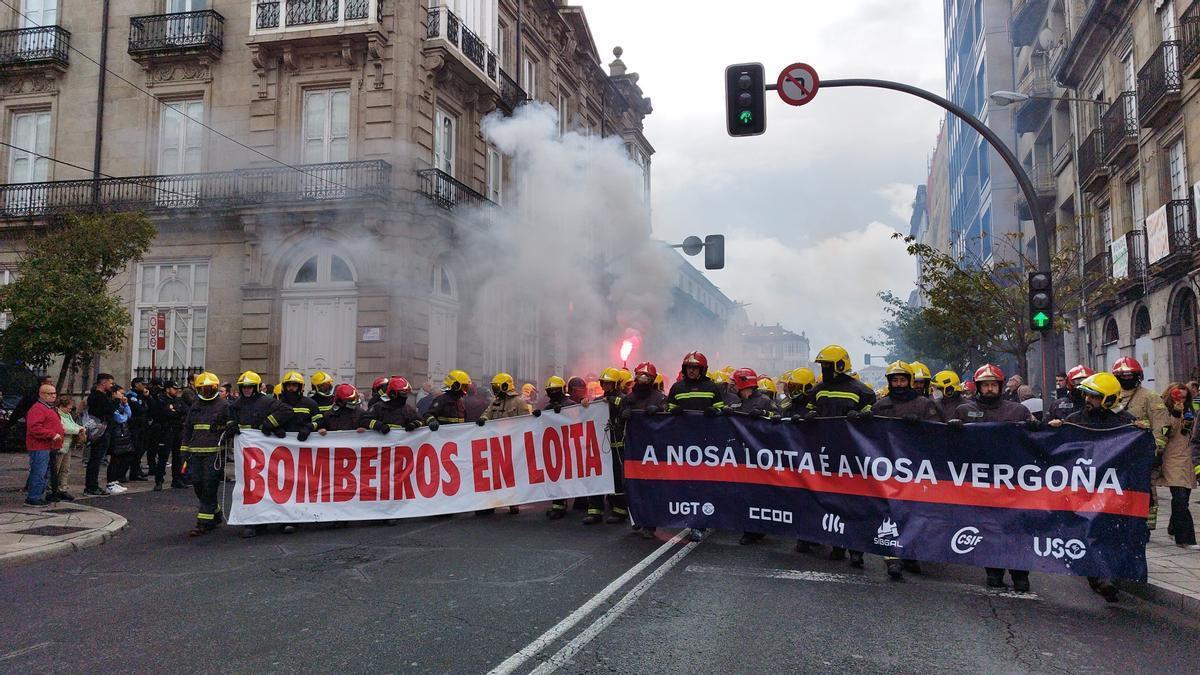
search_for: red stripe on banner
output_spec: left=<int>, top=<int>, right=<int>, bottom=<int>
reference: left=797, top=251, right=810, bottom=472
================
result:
left=623, top=461, right=1150, bottom=518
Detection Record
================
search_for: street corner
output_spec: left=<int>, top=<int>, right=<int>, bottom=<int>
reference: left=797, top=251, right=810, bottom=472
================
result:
left=0, top=501, right=128, bottom=567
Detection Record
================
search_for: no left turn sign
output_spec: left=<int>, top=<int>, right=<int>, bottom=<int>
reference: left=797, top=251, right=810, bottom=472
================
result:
left=777, top=63, right=820, bottom=106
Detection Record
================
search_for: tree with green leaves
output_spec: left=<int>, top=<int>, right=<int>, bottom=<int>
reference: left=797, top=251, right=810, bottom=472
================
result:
left=0, top=212, right=156, bottom=390
left=866, top=290, right=983, bottom=372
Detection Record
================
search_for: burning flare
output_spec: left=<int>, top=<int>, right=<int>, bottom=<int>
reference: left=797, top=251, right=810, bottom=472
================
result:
left=620, top=339, right=634, bottom=363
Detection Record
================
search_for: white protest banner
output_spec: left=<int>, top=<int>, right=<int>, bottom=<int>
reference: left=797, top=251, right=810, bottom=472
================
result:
left=229, top=404, right=613, bottom=525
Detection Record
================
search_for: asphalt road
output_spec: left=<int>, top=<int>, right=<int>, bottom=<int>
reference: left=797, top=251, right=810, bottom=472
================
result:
left=2, top=489, right=1199, bottom=674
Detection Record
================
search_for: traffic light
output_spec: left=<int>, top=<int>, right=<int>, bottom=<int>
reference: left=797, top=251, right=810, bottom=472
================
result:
left=704, top=234, right=725, bottom=270
left=725, top=63, right=766, bottom=137
left=1028, top=271, right=1053, bottom=332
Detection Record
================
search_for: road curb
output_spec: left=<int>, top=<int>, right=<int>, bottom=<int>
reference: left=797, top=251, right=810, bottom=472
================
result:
left=0, top=504, right=128, bottom=567
left=1124, top=579, right=1200, bottom=619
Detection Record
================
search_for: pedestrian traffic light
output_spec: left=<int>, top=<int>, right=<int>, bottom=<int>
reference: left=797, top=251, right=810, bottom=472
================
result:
left=1028, top=271, right=1053, bottom=332
left=704, top=234, right=725, bottom=270
left=726, top=63, right=766, bottom=137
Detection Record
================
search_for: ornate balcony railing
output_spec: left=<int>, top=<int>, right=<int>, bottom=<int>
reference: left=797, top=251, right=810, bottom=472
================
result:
left=129, top=10, right=224, bottom=58
left=1083, top=250, right=1110, bottom=295
left=1100, top=92, right=1138, bottom=164
left=1137, top=40, right=1183, bottom=127
left=1078, top=126, right=1106, bottom=189
left=425, top=5, right=497, bottom=84
left=254, top=0, right=371, bottom=30
left=416, top=167, right=492, bottom=211
left=1167, top=198, right=1196, bottom=255
left=1182, top=0, right=1200, bottom=74
left=499, top=68, right=527, bottom=112
left=0, top=25, right=70, bottom=69
left=1127, top=229, right=1147, bottom=278
left=0, top=160, right=391, bottom=219
left=132, top=365, right=204, bottom=384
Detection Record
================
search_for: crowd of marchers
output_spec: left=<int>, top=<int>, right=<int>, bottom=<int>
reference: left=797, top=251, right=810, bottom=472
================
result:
left=11, top=344, right=1199, bottom=603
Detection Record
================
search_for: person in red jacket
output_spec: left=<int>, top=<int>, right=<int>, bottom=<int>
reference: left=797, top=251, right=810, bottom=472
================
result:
left=25, top=381, right=64, bottom=506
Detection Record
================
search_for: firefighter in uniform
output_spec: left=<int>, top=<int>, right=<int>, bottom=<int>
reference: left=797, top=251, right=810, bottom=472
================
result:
left=263, top=371, right=321, bottom=534
left=781, top=367, right=817, bottom=417
left=909, top=361, right=933, bottom=397
left=710, top=370, right=738, bottom=406
left=361, top=377, right=423, bottom=434
left=228, top=370, right=289, bottom=539
left=620, top=363, right=668, bottom=537
left=872, top=361, right=939, bottom=580
left=667, top=352, right=726, bottom=541
left=477, top=373, right=530, bottom=515
left=1112, top=356, right=1168, bottom=529
left=181, top=372, right=231, bottom=536
left=319, top=383, right=365, bottom=432
left=310, top=370, right=336, bottom=417
left=932, top=370, right=964, bottom=421
left=950, top=364, right=1037, bottom=592
left=729, top=367, right=780, bottom=546
left=1048, top=371, right=1129, bottom=602
left=585, top=368, right=628, bottom=525
left=1047, top=365, right=1093, bottom=421
left=425, top=370, right=471, bottom=430
left=367, top=376, right=389, bottom=408
left=797, top=345, right=877, bottom=564
left=540, top=376, right=577, bottom=520
left=757, top=376, right=779, bottom=406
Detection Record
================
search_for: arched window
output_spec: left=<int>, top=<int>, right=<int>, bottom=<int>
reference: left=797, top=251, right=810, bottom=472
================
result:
left=431, top=261, right=457, bottom=300
left=1103, top=317, right=1120, bottom=345
left=1134, top=306, right=1152, bottom=339
left=1172, top=289, right=1196, bottom=333
left=286, top=252, right=356, bottom=289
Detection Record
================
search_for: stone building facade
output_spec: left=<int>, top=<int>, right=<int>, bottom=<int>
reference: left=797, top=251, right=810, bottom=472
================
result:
left=0, top=0, right=652, bottom=388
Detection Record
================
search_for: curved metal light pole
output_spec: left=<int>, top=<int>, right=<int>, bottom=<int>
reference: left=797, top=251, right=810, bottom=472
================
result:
left=820, top=78, right=1056, bottom=399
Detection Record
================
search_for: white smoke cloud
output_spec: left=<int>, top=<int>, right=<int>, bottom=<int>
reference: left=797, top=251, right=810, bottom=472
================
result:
left=876, top=183, right=919, bottom=225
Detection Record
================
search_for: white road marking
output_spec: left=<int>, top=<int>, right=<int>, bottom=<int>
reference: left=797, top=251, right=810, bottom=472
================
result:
left=0, top=642, right=51, bottom=661
left=529, top=539, right=701, bottom=675
left=487, top=530, right=693, bottom=675
left=684, top=563, right=1040, bottom=600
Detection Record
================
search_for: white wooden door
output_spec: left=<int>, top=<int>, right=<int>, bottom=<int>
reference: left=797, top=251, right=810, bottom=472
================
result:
left=281, top=296, right=357, bottom=384
left=428, top=302, right=458, bottom=384
left=1135, top=336, right=1157, bottom=392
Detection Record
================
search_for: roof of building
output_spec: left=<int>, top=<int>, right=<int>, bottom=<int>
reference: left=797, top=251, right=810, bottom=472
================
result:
left=740, top=323, right=808, bottom=342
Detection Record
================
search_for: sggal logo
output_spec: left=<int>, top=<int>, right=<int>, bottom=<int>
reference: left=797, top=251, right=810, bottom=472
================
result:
left=822, top=513, right=844, bottom=534
left=877, top=518, right=899, bottom=538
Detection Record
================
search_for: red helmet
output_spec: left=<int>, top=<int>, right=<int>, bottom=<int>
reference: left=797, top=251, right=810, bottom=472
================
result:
left=1111, top=356, right=1143, bottom=375
left=681, top=352, right=708, bottom=377
left=334, top=383, right=358, bottom=403
left=372, top=376, right=388, bottom=392
left=387, top=376, right=412, bottom=397
left=634, top=362, right=657, bottom=379
left=1066, top=365, right=1094, bottom=386
left=973, top=364, right=1004, bottom=384
left=732, top=367, right=759, bottom=391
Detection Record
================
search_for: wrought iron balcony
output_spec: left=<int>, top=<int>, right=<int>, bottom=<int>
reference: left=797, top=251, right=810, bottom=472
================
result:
left=129, top=10, right=223, bottom=61
left=1137, top=41, right=1183, bottom=129
left=1010, top=0, right=1049, bottom=46
left=416, top=167, right=493, bottom=211
left=1016, top=159, right=1056, bottom=220
left=1182, top=0, right=1200, bottom=76
left=254, top=0, right=374, bottom=31
left=499, top=68, right=527, bottom=114
left=1100, top=92, right=1138, bottom=166
left=1126, top=229, right=1147, bottom=279
left=0, top=25, right=69, bottom=72
left=1014, top=53, right=1054, bottom=133
left=1083, top=250, right=1110, bottom=296
left=1078, top=126, right=1108, bottom=193
left=425, top=5, right=498, bottom=86
left=1159, top=199, right=1197, bottom=274
left=0, top=160, right=391, bottom=219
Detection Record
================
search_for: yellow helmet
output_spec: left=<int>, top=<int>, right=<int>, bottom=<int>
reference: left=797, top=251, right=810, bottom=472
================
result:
left=721, top=365, right=735, bottom=375
left=273, top=383, right=282, bottom=397
left=757, top=377, right=777, bottom=394
left=281, top=371, right=305, bottom=386
left=710, top=370, right=730, bottom=385
left=310, top=370, right=333, bottom=387
left=492, top=372, right=515, bottom=394
left=654, top=373, right=663, bottom=385
left=909, top=361, right=932, bottom=382
left=815, top=344, right=852, bottom=374
left=599, top=367, right=623, bottom=384
left=618, top=368, right=633, bottom=385
left=933, top=370, right=961, bottom=395
left=789, top=368, right=816, bottom=393
left=445, top=369, right=472, bottom=392
left=195, top=371, right=220, bottom=400
left=546, top=375, right=566, bottom=391
left=885, top=360, right=913, bottom=378
left=1077, top=372, right=1122, bottom=410
left=236, top=370, right=261, bottom=387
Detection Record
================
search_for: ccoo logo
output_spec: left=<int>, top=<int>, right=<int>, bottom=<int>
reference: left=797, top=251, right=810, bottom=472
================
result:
left=951, top=526, right=983, bottom=554
left=1033, top=537, right=1087, bottom=561
left=822, top=513, right=844, bottom=534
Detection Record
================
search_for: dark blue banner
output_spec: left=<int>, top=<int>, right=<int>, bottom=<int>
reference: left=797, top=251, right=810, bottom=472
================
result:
left=624, top=414, right=1154, bottom=581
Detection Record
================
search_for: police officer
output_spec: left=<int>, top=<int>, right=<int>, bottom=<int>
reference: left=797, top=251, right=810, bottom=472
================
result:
left=425, top=370, right=471, bottom=430
left=310, top=371, right=336, bottom=417
left=361, top=377, right=423, bottom=433
left=1112, top=357, right=1169, bottom=530
left=950, top=364, right=1037, bottom=592
left=620, top=363, right=668, bottom=537
left=872, top=361, right=940, bottom=580
left=149, top=380, right=188, bottom=491
left=1048, top=371, right=1129, bottom=603
left=1047, top=365, right=1093, bottom=421
left=263, top=371, right=321, bottom=534
left=586, top=368, right=629, bottom=525
left=477, top=373, right=531, bottom=515
left=181, top=372, right=231, bottom=536
left=932, top=370, right=964, bottom=421
left=728, top=367, right=780, bottom=546
left=798, top=345, right=876, bottom=565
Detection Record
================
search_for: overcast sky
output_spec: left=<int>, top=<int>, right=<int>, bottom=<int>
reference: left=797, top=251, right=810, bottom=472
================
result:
left=585, top=1, right=946, bottom=366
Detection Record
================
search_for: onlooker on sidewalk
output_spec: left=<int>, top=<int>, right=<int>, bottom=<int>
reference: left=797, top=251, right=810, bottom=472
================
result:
left=105, top=386, right=132, bottom=495
left=83, top=374, right=116, bottom=496
left=50, top=394, right=84, bottom=502
left=24, top=382, right=63, bottom=507
left=1159, top=383, right=1199, bottom=548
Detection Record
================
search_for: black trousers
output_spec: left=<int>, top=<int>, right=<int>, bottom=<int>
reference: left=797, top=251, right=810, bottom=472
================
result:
left=128, top=426, right=149, bottom=478
left=106, top=452, right=131, bottom=484
left=1169, top=486, right=1197, bottom=545
left=188, top=452, right=222, bottom=529
left=588, top=445, right=626, bottom=514
left=84, top=428, right=111, bottom=491
left=151, top=432, right=184, bottom=483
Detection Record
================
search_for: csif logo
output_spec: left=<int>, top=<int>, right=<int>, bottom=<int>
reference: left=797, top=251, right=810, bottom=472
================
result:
left=821, top=513, right=844, bottom=534
left=951, top=526, right=983, bottom=554
left=1033, top=537, right=1087, bottom=561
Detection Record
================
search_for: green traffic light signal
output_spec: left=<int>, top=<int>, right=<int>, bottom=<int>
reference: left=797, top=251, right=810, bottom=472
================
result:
left=738, top=110, right=753, bottom=125
left=1032, top=311, right=1050, bottom=329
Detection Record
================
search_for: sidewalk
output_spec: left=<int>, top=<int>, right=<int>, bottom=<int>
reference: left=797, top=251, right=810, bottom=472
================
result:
left=1128, top=490, right=1200, bottom=615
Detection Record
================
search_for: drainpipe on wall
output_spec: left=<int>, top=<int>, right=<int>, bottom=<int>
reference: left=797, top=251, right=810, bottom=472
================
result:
left=90, top=0, right=110, bottom=204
